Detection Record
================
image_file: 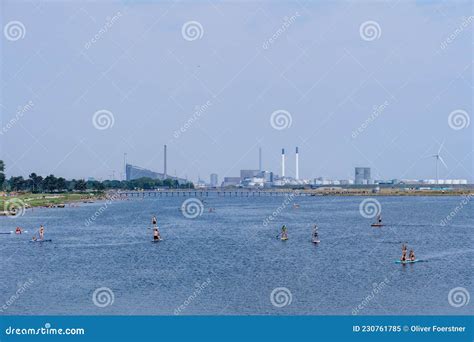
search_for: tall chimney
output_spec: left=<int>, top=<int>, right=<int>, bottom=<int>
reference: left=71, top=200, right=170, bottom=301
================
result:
left=164, top=144, right=167, bottom=179
left=281, top=148, right=285, bottom=177
left=123, top=152, right=127, bottom=181
left=295, top=147, right=299, bottom=180
left=259, top=147, right=262, bottom=171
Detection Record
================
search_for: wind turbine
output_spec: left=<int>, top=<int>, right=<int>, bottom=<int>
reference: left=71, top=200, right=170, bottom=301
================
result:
left=429, top=141, right=447, bottom=184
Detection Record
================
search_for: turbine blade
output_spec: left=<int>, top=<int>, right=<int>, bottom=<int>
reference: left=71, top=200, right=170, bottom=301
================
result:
left=439, top=156, right=448, bottom=169
left=438, top=140, right=445, bottom=154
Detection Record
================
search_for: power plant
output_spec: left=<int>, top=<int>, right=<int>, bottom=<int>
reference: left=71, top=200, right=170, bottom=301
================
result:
left=279, top=147, right=300, bottom=180
left=295, top=146, right=299, bottom=180
left=125, top=144, right=187, bottom=184
left=164, top=144, right=167, bottom=179
left=281, top=148, right=285, bottom=177
left=124, top=144, right=468, bottom=188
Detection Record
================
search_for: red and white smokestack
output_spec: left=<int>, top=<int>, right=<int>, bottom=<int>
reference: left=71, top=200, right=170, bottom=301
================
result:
left=295, top=146, right=299, bottom=180
left=164, top=144, right=167, bottom=179
left=281, top=148, right=285, bottom=177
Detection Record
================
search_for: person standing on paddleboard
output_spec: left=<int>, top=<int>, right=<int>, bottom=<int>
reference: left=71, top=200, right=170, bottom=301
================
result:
left=39, top=225, right=45, bottom=241
left=281, top=225, right=288, bottom=239
left=312, top=225, right=319, bottom=241
left=152, top=215, right=157, bottom=228
left=401, top=244, right=407, bottom=262
left=409, top=249, right=415, bottom=261
left=153, top=227, right=161, bottom=241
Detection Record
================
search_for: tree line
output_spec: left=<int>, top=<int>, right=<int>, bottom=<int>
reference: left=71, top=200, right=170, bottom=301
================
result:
left=0, top=161, right=194, bottom=192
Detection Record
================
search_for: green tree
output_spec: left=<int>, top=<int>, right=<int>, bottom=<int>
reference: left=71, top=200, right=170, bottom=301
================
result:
left=74, top=179, right=87, bottom=191
left=56, top=177, right=67, bottom=191
left=0, top=160, right=5, bottom=189
left=43, top=175, right=58, bottom=192
left=10, top=176, right=27, bottom=191
left=29, top=173, right=43, bottom=193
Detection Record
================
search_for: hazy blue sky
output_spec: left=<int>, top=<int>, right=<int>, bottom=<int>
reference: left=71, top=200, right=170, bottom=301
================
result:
left=1, top=0, right=472, bottom=182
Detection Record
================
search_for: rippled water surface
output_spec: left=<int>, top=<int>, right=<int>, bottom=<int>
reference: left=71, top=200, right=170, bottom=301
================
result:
left=0, top=195, right=472, bottom=315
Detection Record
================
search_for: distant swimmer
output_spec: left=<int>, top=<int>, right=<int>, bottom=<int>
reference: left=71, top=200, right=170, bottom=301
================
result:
left=39, top=225, right=45, bottom=240
left=153, top=227, right=161, bottom=241
left=15, top=227, right=22, bottom=234
left=409, top=249, right=416, bottom=261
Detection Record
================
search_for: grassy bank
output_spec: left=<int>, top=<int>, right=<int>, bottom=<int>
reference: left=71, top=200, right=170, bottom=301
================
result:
left=0, top=192, right=104, bottom=211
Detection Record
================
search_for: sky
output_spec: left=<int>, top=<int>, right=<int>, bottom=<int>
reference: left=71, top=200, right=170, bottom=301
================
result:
left=0, top=0, right=472, bottom=183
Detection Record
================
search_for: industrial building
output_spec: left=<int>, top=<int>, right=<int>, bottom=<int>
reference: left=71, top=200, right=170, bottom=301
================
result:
left=355, top=167, right=372, bottom=185
left=210, top=173, right=219, bottom=187
left=125, top=144, right=187, bottom=184
left=240, top=169, right=260, bottom=180
left=222, top=177, right=241, bottom=187
left=125, top=164, right=187, bottom=184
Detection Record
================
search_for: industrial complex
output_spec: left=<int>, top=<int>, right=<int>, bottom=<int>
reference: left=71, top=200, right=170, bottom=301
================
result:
left=124, top=145, right=468, bottom=189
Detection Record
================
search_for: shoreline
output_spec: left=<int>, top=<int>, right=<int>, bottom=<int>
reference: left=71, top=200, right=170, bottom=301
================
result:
left=1, top=189, right=473, bottom=215
left=0, top=192, right=105, bottom=214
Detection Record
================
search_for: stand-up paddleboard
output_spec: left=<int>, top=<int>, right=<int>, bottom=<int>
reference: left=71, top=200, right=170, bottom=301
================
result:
left=1, top=230, right=28, bottom=235
left=152, top=238, right=163, bottom=243
left=395, top=259, right=423, bottom=264
left=312, top=239, right=320, bottom=244
left=281, top=236, right=288, bottom=241
left=30, top=239, right=52, bottom=243
left=372, top=214, right=383, bottom=227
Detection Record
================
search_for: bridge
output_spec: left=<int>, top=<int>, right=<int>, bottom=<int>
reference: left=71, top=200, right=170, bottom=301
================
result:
left=115, top=190, right=311, bottom=197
